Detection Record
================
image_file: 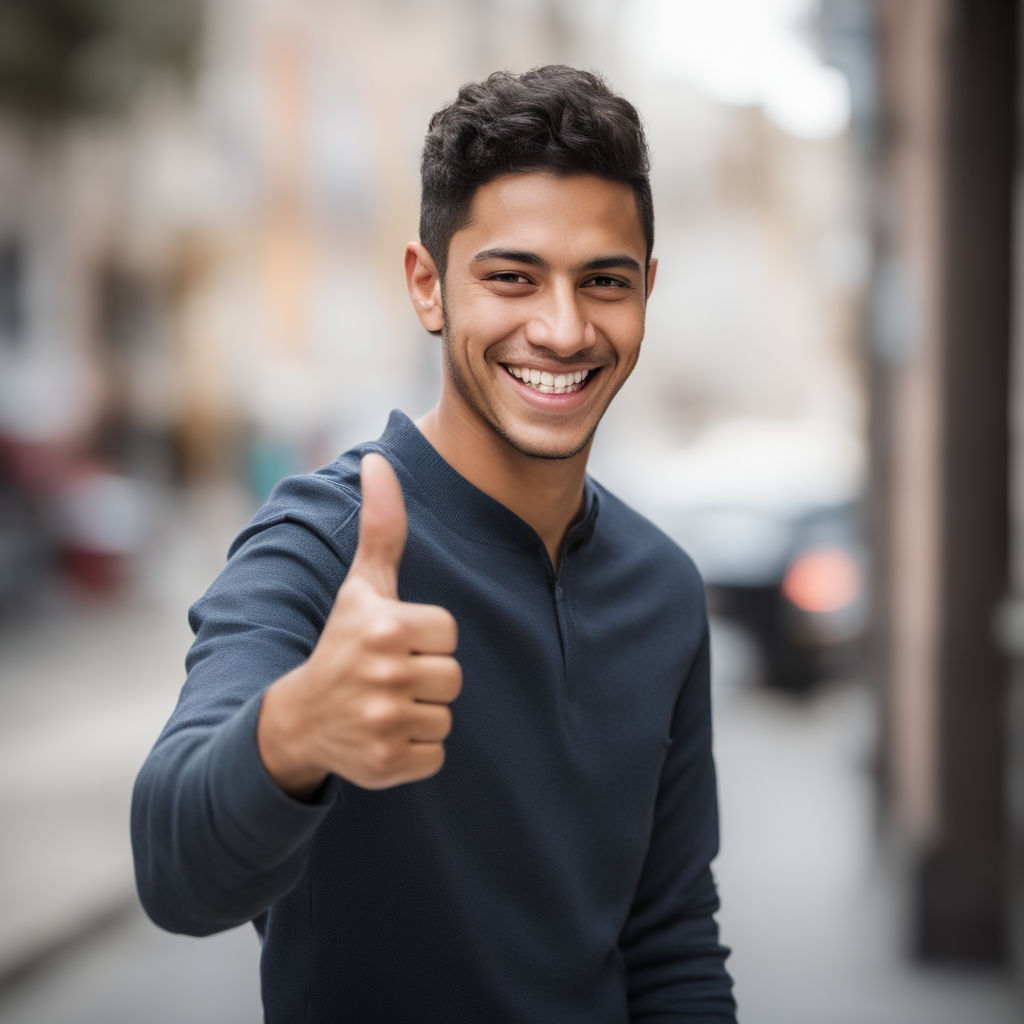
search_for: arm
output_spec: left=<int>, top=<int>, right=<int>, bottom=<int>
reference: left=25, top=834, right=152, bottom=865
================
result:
left=620, top=620, right=737, bottom=1022
left=131, top=456, right=460, bottom=936
left=130, top=515, right=343, bottom=935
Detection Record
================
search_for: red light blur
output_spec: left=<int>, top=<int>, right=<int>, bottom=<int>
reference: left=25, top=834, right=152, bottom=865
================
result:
left=781, top=547, right=860, bottom=614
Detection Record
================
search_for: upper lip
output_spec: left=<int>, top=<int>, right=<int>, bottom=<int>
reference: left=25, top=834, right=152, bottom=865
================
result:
left=501, top=361, right=601, bottom=373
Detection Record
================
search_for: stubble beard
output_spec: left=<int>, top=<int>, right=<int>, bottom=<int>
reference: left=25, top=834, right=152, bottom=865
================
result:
left=440, top=303, right=598, bottom=462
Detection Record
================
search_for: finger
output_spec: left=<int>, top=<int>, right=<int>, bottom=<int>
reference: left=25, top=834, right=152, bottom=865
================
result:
left=401, top=742, right=446, bottom=783
left=357, top=742, right=445, bottom=790
left=397, top=603, right=458, bottom=655
left=409, top=655, right=463, bottom=705
left=351, top=602, right=456, bottom=656
left=348, top=453, right=407, bottom=599
left=409, top=702, right=453, bottom=744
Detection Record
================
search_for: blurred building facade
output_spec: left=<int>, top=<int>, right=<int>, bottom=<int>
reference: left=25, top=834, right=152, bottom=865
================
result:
left=866, top=0, right=1022, bottom=984
left=7, top=2, right=1022, bottom=990
left=0, top=0, right=865, bottom=605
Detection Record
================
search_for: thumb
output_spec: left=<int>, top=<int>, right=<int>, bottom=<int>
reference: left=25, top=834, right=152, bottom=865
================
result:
left=348, top=453, right=408, bottom=598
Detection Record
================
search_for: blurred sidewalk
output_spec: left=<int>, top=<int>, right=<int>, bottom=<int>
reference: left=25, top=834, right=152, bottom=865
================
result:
left=0, top=482, right=253, bottom=986
left=0, top=490, right=1021, bottom=1022
left=711, top=622, right=1022, bottom=1023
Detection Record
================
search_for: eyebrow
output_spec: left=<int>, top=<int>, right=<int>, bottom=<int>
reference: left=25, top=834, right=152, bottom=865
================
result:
left=472, top=248, right=643, bottom=275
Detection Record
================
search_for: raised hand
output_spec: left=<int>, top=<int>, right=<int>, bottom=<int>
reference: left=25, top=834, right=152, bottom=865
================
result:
left=258, top=453, right=461, bottom=797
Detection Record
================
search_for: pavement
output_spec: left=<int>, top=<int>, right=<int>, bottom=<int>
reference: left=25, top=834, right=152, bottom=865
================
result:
left=709, top=632, right=1023, bottom=1023
left=0, top=482, right=253, bottom=987
left=0, top=482, right=1021, bottom=1022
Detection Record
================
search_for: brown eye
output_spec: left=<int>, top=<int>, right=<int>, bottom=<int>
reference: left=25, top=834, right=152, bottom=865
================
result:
left=584, top=275, right=628, bottom=289
left=488, top=272, right=531, bottom=284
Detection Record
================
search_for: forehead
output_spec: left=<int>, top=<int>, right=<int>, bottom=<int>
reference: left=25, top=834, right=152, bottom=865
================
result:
left=451, top=172, right=647, bottom=262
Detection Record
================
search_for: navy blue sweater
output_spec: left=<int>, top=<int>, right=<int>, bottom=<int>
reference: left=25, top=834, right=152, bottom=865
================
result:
left=131, top=411, right=735, bottom=1022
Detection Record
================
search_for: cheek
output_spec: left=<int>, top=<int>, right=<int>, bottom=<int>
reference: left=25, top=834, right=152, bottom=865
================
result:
left=472, top=297, right=526, bottom=337
left=455, top=311, right=525, bottom=363
left=603, top=307, right=646, bottom=356
left=446, top=289, right=520, bottom=335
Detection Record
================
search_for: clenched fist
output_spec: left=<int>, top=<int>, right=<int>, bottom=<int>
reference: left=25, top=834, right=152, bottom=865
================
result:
left=258, top=453, right=461, bottom=798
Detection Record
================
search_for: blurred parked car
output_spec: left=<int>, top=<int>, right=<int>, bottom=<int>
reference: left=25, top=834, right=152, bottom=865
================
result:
left=604, top=417, right=869, bottom=695
left=670, top=496, right=867, bottom=694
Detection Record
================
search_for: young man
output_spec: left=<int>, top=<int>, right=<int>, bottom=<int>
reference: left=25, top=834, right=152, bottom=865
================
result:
left=132, top=65, right=736, bottom=1021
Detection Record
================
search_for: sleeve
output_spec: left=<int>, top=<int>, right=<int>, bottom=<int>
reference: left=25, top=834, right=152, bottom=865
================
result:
left=130, top=511, right=352, bottom=936
left=620, top=618, right=738, bottom=1022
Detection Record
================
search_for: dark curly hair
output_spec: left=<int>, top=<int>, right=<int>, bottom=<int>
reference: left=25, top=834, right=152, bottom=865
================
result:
left=419, top=65, right=653, bottom=280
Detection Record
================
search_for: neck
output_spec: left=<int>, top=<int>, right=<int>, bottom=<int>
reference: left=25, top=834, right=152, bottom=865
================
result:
left=416, top=404, right=590, bottom=571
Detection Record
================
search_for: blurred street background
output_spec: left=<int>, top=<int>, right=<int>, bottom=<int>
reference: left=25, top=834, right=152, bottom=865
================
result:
left=0, top=0, right=1021, bottom=1021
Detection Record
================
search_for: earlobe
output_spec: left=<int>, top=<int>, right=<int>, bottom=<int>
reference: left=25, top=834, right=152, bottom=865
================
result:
left=405, top=243, right=444, bottom=334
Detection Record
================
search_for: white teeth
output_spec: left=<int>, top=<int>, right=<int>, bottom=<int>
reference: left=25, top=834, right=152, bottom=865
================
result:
left=505, top=365, right=592, bottom=395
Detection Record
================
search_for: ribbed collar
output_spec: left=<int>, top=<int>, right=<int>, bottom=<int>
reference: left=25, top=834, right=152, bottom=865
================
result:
left=369, top=410, right=600, bottom=554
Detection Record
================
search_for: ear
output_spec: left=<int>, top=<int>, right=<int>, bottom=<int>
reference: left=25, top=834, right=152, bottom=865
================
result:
left=645, top=257, right=658, bottom=301
left=405, top=242, right=444, bottom=334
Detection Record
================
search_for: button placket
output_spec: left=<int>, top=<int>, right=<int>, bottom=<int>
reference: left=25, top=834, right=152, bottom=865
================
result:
left=552, top=557, right=580, bottom=705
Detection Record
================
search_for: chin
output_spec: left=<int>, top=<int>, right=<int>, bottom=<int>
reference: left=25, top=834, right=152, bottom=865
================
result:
left=495, top=423, right=595, bottom=461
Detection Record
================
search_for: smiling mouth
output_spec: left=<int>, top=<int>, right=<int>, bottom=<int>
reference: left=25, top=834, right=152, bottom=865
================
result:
left=504, top=365, right=594, bottom=395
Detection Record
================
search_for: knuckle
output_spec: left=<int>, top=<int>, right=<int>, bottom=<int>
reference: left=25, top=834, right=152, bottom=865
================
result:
left=365, top=657, right=407, bottom=689
left=363, top=613, right=405, bottom=650
left=361, top=695, right=404, bottom=733
left=366, top=739, right=402, bottom=778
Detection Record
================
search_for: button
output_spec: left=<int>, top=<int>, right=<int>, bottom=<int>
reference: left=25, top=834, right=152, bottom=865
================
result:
left=555, top=585, right=564, bottom=600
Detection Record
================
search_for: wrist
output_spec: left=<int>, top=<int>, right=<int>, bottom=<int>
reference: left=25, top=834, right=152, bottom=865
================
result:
left=258, top=669, right=328, bottom=802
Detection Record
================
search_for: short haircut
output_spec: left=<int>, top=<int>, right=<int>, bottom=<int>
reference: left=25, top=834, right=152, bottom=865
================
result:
left=419, top=65, right=654, bottom=280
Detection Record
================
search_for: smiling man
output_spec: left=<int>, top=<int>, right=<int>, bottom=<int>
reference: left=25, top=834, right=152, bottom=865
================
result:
left=132, top=66, right=736, bottom=1022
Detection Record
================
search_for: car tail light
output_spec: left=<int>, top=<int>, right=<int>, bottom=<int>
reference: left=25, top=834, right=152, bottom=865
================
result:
left=781, top=546, right=861, bottom=614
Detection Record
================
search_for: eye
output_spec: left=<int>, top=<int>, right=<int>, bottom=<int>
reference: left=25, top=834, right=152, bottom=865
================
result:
left=486, top=271, right=533, bottom=285
left=483, top=270, right=536, bottom=295
left=582, top=274, right=631, bottom=291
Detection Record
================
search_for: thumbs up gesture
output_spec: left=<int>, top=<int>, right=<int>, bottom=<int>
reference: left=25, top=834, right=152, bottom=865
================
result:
left=258, top=454, right=461, bottom=797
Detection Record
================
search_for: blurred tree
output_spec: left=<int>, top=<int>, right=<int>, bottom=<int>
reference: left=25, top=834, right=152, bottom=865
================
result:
left=0, top=0, right=201, bottom=122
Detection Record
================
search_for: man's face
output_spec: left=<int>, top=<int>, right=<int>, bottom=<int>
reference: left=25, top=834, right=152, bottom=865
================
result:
left=434, top=172, right=655, bottom=462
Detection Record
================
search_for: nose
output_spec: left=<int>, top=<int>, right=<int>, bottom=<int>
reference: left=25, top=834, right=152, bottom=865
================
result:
left=524, top=281, right=596, bottom=355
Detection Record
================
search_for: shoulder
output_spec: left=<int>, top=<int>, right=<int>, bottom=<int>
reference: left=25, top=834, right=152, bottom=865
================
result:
left=588, top=478, right=705, bottom=596
left=227, top=445, right=370, bottom=561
